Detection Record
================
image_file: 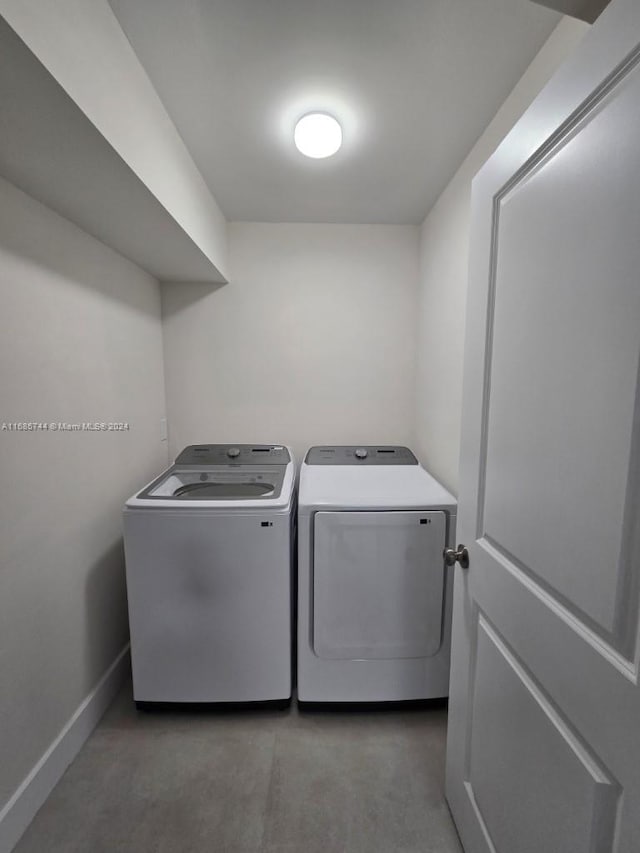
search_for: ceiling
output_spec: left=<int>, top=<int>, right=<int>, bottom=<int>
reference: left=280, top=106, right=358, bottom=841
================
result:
left=108, top=0, right=561, bottom=225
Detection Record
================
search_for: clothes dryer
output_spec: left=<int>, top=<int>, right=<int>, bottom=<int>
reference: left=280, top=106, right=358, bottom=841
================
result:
left=297, top=445, right=456, bottom=704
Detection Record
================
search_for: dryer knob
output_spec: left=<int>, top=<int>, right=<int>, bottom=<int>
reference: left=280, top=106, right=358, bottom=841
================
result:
left=227, top=447, right=241, bottom=458
left=355, top=448, right=368, bottom=459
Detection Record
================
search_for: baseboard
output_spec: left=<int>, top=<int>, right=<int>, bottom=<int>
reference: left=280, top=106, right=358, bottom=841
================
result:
left=0, top=644, right=130, bottom=853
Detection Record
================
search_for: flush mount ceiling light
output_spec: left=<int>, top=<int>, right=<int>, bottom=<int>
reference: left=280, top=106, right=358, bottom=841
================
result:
left=294, top=113, right=342, bottom=158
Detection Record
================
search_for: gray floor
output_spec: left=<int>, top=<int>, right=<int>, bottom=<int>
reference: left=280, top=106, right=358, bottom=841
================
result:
left=14, top=684, right=463, bottom=853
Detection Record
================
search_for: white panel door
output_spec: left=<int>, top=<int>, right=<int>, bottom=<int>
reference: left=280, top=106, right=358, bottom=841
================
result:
left=313, top=511, right=446, bottom=660
left=446, top=1, right=640, bottom=851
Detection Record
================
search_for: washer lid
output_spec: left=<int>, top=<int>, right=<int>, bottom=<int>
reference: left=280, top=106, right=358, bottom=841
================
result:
left=136, top=468, right=284, bottom=501
left=305, top=446, right=418, bottom=465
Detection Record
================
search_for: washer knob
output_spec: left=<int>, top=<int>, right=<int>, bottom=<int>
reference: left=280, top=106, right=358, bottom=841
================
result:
left=355, top=448, right=368, bottom=459
left=227, top=447, right=240, bottom=458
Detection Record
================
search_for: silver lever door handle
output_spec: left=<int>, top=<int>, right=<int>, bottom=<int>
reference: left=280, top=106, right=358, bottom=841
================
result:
left=444, top=544, right=469, bottom=569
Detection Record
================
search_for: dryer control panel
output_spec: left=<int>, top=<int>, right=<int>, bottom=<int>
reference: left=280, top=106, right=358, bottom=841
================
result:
left=175, top=444, right=291, bottom=465
left=305, top=446, right=418, bottom=465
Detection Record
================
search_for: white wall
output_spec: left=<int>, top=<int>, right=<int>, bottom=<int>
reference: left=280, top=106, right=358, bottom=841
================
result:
left=414, top=17, right=589, bottom=494
left=0, top=177, right=167, bottom=844
left=162, top=223, right=419, bottom=462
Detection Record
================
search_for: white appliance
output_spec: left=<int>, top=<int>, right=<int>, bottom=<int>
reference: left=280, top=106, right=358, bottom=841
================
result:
left=123, top=444, right=296, bottom=706
left=298, top=445, right=457, bottom=704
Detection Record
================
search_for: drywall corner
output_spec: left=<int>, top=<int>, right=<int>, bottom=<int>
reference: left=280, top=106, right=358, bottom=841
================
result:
left=413, top=16, right=590, bottom=495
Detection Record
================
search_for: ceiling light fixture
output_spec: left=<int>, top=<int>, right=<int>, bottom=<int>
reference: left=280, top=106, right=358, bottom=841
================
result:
left=294, top=113, right=342, bottom=159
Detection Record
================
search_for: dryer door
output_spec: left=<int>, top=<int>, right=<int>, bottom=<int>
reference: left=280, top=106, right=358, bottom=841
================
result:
left=313, top=510, right=446, bottom=660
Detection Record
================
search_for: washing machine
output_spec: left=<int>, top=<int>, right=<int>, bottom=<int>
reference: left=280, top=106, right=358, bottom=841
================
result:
left=297, top=445, right=456, bottom=704
left=123, top=444, right=296, bottom=706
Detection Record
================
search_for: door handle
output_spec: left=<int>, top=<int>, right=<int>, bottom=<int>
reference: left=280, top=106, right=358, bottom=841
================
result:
left=444, top=544, right=470, bottom=569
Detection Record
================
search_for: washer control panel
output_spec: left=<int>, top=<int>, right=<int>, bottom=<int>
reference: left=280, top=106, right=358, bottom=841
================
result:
left=175, top=444, right=291, bottom=465
left=305, top=446, right=418, bottom=465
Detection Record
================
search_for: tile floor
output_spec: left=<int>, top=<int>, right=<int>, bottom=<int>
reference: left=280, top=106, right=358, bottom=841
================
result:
left=14, top=684, right=463, bottom=853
